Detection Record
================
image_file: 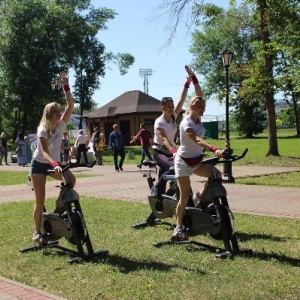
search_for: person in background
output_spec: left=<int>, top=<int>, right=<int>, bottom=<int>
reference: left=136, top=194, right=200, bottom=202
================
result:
left=0, top=132, right=9, bottom=165
left=89, top=127, right=98, bottom=155
left=109, top=124, right=125, bottom=172
left=94, top=132, right=105, bottom=165
left=61, top=131, right=70, bottom=164
left=0, top=135, right=5, bottom=165
left=152, top=65, right=201, bottom=199
left=24, top=131, right=34, bottom=164
left=15, top=132, right=27, bottom=167
left=74, top=129, right=88, bottom=164
left=130, top=123, right=153, bottom=168
left=30, top=71, right=75, bottom=245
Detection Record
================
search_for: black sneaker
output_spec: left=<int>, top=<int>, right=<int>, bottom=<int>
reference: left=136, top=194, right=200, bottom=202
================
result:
left=119, top=167, right=123, bottom=171
left=32, top=231, right=48, bottom=246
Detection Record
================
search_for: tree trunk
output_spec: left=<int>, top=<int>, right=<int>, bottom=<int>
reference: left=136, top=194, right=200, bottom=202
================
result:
left=258, top=0, right=279, bottom=156
left=291, top=92, right=300, bottom=136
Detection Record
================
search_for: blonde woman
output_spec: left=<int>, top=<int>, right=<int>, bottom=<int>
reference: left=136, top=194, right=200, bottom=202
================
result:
left=172, top=96, right=224, bottom=241
left=30, top=71, right=75, bottom=245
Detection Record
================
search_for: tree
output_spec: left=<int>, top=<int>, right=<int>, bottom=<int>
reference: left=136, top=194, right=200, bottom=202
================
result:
left=268, top=0, right=300, bottom=136
left=0, top=0, right=58, bottom=137
left=188, top=4, right=267, bottom=138
left=68, top=5, right=134, bottom=129
left=255, top=0, right=278, bottom=155
left=151, top=0, right=300, bottom=156
left=0, top=0, right=134, bottom=138
left=231, top=100, right=266, bottom=137
left=277, top=105, right=296, bottom=128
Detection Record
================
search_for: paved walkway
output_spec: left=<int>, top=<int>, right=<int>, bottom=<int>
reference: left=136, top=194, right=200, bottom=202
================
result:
left=0, top=163, right=300, bottom=299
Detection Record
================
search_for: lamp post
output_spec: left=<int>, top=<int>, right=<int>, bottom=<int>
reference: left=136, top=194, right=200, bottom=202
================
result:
left=221, top=49, right=234, bottom=183
left=51, top=76, right=62, bottom=100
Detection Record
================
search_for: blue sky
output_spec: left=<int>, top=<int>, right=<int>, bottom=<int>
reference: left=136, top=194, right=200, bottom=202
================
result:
left=70, top=0, right=241, bottom=119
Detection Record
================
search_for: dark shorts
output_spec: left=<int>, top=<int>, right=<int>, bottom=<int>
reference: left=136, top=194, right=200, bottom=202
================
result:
left=30, top=159, right=52, bottom=176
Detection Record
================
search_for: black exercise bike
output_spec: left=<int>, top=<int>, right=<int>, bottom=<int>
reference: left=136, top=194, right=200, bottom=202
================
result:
left=131, top=161, right=194, bottom=229
left=153, top=148, right=253, bottom=258
left=20, top=162, right=108, bottom=263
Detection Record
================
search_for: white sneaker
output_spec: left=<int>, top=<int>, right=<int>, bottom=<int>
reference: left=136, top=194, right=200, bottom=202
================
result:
left=192, top=192, right=202, bottom=206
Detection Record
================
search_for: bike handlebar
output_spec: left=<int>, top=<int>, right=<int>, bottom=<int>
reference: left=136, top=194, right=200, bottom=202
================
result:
left=201, top=148, right=248, bottom=165
left=47, top=161, right=96, bottom=173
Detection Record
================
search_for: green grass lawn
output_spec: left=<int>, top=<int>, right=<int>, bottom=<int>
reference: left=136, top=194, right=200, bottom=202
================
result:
left=236, top=172, right=300, bottom=187
left=0, top=129, right=299, bottom=299
left=0, top=170, right=97, bottom=185
left=0, top=197, right=299, bottom=300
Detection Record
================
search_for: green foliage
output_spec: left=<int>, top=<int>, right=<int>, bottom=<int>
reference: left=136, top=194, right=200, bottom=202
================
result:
left=0, top=0, right=134, bottom=138
left=188, top=0, right=300, bottom=152
left=190, top=3, right=267, bottom=140
left=126, top=150, right=136, bottom=160
left=231, top=99, right=266, bottom=137
left=277, top=104, right=296, bottom=127
left=115, top=53, right=135, bottom=76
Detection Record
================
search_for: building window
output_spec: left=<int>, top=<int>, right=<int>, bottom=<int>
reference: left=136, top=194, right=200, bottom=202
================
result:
left=144, top=119, right=154, bottom=126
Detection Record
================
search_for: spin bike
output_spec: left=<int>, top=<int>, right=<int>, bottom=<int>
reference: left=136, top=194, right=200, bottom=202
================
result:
left=153, top=148, right=253, bottom=258
left=20, top=162, right=108, bottom=263
left=131, top=160, right=194, bottom=229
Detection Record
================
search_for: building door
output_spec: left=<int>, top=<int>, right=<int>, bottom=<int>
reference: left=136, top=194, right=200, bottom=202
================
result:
left=120, top=120, right=131, bottom=145
left=105, top=122, right=114, bottom=145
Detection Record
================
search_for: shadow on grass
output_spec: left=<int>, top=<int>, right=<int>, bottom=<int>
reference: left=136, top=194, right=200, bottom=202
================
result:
left=253, top=250, right=300, bottom=267
left=237, top=232, right=285, bottom=242
left=234, top=135, right=299, bottom=140
left=277, top=135, right=300, bottom=139
left=92, top=253, right=206, bottom=275
left=27, top=247, right=206, bottom=275
left=236, top=232, right=299, bottom=266
left=131, top=220, right=175, bottom=230
left=176, top=239, right=299, bottom=267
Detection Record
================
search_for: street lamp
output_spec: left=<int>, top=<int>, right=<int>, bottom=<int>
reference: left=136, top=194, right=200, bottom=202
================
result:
left=221, top=49, right=234, bottom=183
left=51, top=76, right=62, bottom=99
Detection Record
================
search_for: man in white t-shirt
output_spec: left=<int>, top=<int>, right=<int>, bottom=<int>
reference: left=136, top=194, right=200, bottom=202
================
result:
left=74, top=129, right=88, bottom=164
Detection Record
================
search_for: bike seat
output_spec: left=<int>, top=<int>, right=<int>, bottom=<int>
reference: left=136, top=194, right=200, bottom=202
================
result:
left=142, top=160, right=157, bottom=168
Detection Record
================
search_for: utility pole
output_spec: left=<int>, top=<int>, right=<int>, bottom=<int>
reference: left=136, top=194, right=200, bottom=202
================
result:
left=139, top=68, right=153, bottom=94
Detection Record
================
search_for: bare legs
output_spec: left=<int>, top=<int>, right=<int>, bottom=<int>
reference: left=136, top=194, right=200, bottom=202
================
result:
left=32, top=170, right=76, bottom=232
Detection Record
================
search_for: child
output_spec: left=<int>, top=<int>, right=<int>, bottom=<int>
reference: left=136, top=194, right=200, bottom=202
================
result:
left=94, top=133, right=105, bottom=165
left=61, top=131, right=70, bottom=164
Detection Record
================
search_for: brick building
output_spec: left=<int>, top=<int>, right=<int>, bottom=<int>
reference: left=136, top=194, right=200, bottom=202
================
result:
left=82, top=90, right=164, bottom=145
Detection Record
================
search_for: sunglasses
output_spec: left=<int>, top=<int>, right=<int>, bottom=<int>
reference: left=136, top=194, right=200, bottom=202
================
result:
left=161, top=97, right=173, bottom=104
